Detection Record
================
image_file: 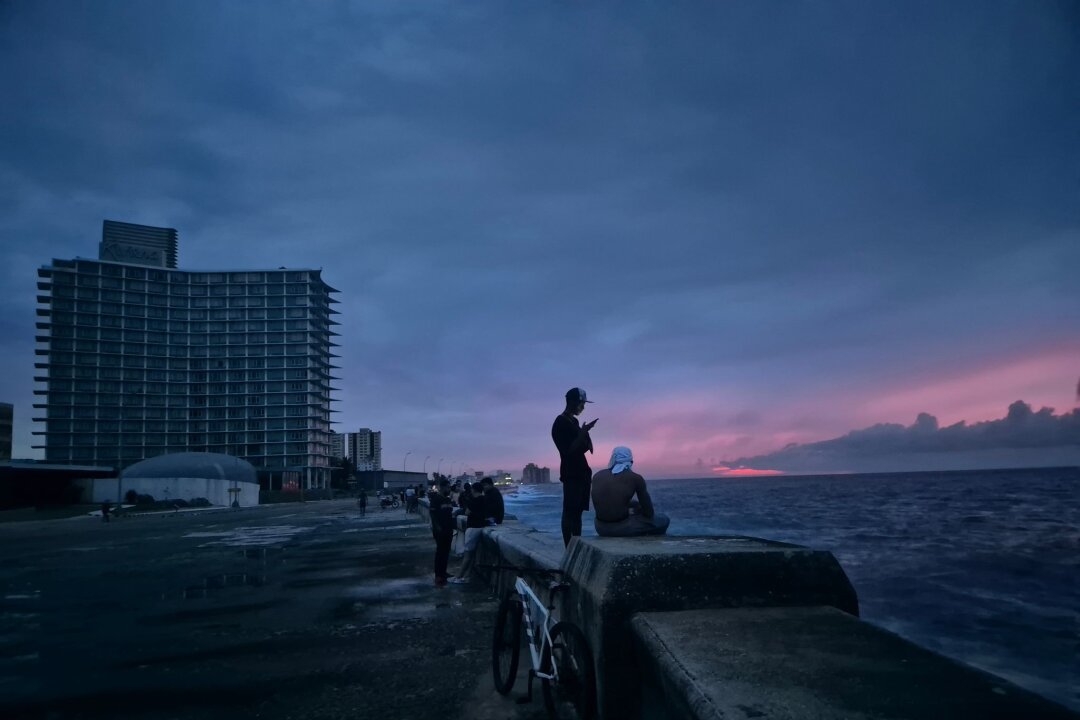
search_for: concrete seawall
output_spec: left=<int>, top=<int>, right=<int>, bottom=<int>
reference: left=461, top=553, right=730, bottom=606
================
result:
left=421, top=499, right=1076, bottom=719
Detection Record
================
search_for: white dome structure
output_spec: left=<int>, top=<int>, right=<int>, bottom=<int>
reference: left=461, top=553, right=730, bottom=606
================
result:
left=113, top=452, right=259, bottom=507
left=123, top=452, right=256, bottom=483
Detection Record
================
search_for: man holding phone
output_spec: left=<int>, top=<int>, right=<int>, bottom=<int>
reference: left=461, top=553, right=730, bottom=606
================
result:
left=552, top=387, right=597, bottom=547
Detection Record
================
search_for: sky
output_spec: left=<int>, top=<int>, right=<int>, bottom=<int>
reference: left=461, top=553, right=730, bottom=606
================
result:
left=1, top=1, right=1078, bottom=479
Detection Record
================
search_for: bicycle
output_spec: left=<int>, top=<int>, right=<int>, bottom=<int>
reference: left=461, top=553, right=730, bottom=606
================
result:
left=489, top=565, right=597, bottom=720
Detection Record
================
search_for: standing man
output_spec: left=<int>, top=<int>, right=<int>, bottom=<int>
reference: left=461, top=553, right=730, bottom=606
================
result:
left=429, top=478, right=455, bottom=587
left=552, top=387, right=597, bottom=547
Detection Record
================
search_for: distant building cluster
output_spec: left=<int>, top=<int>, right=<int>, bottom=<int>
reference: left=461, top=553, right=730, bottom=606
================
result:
left=329, top=428, right=382, bottom=471
left=521, top=462, right=550, bottom=484
left=14, top=218, right=531, bottom=497
left=32, top=220, right=340, bottom=490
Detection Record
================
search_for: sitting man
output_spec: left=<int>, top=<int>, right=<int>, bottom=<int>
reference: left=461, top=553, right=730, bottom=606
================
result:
left=449, top=482, right=489, bottom=584
left=591, top=446, right=670, bottom=537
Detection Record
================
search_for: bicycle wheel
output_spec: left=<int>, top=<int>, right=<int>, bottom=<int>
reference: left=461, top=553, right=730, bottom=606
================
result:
left=492, top=591, right=523, bottom=695
left=541, top=621, right=596, bottom=720
left=392, top=499, right=400, bottom=509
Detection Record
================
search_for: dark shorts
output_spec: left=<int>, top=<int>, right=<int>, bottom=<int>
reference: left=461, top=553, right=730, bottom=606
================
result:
left=562, top=480, right=591, bottom=514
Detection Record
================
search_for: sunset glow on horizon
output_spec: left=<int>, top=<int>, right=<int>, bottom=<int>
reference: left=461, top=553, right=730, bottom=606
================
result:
left=711, top=467, right=786, bottom=478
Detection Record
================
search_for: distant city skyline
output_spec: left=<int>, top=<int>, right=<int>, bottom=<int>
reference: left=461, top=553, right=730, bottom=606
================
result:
left=1, top=2, right=1077, bottom=478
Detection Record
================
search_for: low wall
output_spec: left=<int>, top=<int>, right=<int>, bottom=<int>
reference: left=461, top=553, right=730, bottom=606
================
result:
left=476, top=521, right=1076, bottom=720
left=631, top=607, right=1076, bottom=720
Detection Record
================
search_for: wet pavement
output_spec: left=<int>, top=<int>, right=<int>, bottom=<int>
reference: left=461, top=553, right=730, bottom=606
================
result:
left=0, top=501, right=548, bottom=720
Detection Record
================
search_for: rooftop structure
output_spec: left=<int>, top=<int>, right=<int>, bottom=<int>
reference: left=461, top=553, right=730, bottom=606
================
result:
left=99, top=220, right=178, bottom=268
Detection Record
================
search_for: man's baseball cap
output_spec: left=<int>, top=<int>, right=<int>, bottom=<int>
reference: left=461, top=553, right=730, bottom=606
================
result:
left=565, top=387, right=594, bottom=404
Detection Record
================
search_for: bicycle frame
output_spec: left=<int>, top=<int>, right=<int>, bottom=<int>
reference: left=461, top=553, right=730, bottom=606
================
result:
left=513, top=575, right=557, bottom=681
left=491, top=563, right=597, bottom=719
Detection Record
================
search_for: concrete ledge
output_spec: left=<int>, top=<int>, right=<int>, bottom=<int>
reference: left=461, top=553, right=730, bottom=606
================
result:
left=631, top=607, right=1077, bottom=720
left=561, top=535, right=859, bottom=719
left=478, top=519, right=565, bottom=598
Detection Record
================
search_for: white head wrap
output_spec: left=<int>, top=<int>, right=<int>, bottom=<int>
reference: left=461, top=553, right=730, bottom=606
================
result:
left=608, top=446, right=633, bottom=474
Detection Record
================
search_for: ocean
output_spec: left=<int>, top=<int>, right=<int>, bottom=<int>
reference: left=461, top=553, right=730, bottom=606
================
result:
left=502, top=466, right=1080, bottom=711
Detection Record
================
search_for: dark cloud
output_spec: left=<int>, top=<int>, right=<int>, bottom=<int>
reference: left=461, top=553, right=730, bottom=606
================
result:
left=728, top=401, right=1080, bottom=474
left=1, top=1, right=1078, bottom=470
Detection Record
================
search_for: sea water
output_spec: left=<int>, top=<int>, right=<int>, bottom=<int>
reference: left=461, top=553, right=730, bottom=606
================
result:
left=503, top=466, right=1080, bottom=711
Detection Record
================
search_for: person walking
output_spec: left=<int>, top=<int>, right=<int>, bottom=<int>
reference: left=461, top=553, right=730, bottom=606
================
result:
left=357, top=490, right=367, bottom=517
left=552, top=387, right=597, bottom=547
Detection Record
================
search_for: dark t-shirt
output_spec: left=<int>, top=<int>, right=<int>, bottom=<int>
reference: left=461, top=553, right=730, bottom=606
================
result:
left=484, top=487, right=505, bottom=524
left=428, top=491, right=455, bottom=535
left=465, top=493, right=489, bottom=528
left=551, top=413, right=592, bottom=484
left=552, top=413, right=593, bottom=512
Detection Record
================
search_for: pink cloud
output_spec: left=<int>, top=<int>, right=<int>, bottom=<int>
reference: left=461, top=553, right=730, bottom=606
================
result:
left=492, top=344, right=1080, bottom=478
left=857, top=345, right=1080, bottom=427
left=712, top=466, right=785, bottom=477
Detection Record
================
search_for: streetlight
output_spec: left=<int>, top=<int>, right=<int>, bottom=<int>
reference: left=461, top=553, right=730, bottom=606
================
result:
left=423, top=455, right=431, bottom=475
left=437, top=458, right=444, bottom=475
left=403, top=451, right=411, bottom=471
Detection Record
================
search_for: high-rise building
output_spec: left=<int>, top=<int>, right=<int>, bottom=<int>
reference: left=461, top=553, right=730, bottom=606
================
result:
left=32, top=222, right=340, bottom=489
left=346, top=428, right=381, bottom=471
left=522, top=463, right=550, bottom=484
left=329, top=431, right=345, bottom=460
left=0, top=403, right=12, bottom=462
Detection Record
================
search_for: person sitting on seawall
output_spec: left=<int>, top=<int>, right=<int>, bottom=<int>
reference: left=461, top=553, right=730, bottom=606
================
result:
left=449, top=482, right=489, bottom=584
left=591, top=446, right=670, bottom=537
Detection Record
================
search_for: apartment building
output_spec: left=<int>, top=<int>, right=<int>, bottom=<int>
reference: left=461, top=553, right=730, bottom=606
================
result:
left=32, top=221, right=340, bottom=489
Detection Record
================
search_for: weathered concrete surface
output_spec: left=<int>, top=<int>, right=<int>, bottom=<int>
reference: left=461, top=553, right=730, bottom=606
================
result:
left=561, top=535, right=859, bottom=719
left=631, top=607, right=1078, bottom=720
left=0, top=500, right=551, bottom=720
left=480, top=520, right=565, bottom=600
